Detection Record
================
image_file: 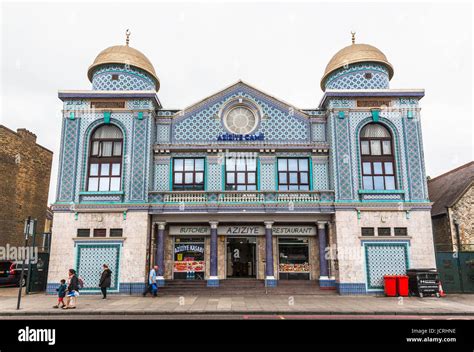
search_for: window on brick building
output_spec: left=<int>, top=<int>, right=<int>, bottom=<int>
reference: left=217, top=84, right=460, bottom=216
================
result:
left=360, top=123, right=396, bottom=191
left=277, top=158, right=310, bottom=191
left=87, top=124, right=123, bottom=192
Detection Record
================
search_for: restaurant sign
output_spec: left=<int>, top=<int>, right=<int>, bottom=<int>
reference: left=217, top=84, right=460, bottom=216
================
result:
left=273, top=226, right=317, bottom=236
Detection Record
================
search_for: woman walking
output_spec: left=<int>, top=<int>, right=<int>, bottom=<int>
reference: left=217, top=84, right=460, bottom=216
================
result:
left=99, top=264, right=112, bottom=299
left=63, top=269, right=79, bottom=309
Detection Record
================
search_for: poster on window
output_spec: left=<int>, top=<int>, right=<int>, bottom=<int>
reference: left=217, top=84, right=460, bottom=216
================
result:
left=173, top=242, right=205, bottom=272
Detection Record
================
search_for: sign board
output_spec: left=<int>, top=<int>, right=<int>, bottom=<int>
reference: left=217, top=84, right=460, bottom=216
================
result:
left=169, top=226, right=210, bottom=236
left=218, top=225, right=265, bottom=236
left=273, top=226, right=317, bottom=236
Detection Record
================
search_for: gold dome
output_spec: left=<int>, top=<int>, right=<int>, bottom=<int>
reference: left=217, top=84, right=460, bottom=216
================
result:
left=87, top=45, right=160, bottom=91
left=321, top=43, right=394, bottom=90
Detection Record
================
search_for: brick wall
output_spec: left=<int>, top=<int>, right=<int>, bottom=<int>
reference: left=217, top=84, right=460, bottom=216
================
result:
left=452, top=185, right=474, bottom=250
left=0, top=126, right=53, bottom=248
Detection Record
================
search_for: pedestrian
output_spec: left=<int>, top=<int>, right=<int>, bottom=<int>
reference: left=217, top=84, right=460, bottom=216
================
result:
left=142, top=265, right=159, bottom=297
left=53, top=279, right=67, bottom=309
left=63, top=269, right=80, bottom=309
left=99, top=264, right=112, bottom=300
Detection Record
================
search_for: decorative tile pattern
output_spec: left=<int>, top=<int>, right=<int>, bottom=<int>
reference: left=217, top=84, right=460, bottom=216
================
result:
left=156, top=124, right=171, bottom=143
left=207, top=162, right=222, bottom=191
left=337, top=283, right=367, bottom=295
left=311, top=123, right=326, bottom=142
left=365, top=243, right=408, bottom=290
left=313, top=162, right=329, bottom=190
left=91, top=64, right=156, bottom=91
left=80, top=195, right=123, bottom=202
left=75, top=243, right=121, bottom=292
left=129, top=118, right=149, bottom=201
left=172, top=83, right=310, bottom=143
left=57, top=118, right=80, bottom=202
left=127, top=99, right=153, bottom=110
left=260, top=161, right=276, bottom=191
left=325, top=63, right=390, bottom=90
left=154, top=163, right=170, bottom=191
left=403, top=118, right=426, bottom=200
left=362, top=194, right=404, bottom=201
left=334, top=116, right=353, bottom=200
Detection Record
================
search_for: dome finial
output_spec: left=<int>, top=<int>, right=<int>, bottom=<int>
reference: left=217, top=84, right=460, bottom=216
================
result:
left=351, top=31, right=356, bottom=44
left=125, top=29, right=131, bottom=46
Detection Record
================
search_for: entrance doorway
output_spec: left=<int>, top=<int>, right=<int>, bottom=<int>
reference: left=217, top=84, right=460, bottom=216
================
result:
left=226, top=237, right=256, bottom=278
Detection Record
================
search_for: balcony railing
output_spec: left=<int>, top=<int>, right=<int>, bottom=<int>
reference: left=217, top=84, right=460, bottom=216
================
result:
left=153, top=190, right=334, bottom=204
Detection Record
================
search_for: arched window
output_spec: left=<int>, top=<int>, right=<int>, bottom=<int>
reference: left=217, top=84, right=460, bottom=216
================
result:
left=360, top=123, right=396, bottom=190
left=87, top=125, right=123, bottom=192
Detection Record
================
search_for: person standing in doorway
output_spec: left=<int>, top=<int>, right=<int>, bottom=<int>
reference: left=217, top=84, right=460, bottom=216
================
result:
left=142, top=265, right=159, bottom=297
left=99, top=264, right=112, bottom=300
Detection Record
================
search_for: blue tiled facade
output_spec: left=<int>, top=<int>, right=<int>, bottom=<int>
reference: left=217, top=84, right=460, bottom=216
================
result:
left=48, top=39, right=436, bottom=296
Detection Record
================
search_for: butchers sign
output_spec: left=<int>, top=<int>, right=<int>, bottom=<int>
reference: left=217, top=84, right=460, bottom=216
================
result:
left=169, top=226, right=210, bottom=236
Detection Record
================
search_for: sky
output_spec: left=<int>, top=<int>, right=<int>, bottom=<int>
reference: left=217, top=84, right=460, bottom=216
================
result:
left=0, top=0, right=472, bottom=205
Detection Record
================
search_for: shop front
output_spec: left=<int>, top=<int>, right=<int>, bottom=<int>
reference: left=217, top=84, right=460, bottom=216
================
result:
left=155, top=221, right=327, bottom=286
left=169, top=225, right=209, bottom=280
left=274, top=225, right=317, bottom=280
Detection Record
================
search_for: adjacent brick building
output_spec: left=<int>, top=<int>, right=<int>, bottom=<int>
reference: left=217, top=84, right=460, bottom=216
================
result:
left=428, top=162, right=474, bottom=251
left=0, top=125, right=53, bottom=248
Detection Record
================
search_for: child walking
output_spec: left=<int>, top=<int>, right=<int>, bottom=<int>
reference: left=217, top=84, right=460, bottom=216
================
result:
left=53, top=279, right=67, bottom=308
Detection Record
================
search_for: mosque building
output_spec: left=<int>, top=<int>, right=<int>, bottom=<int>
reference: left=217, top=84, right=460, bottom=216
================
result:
left=47, top=31, right=435, bottom=295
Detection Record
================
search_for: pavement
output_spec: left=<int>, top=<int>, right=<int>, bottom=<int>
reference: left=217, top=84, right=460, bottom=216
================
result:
left=0, top=287, right=473, bottom=317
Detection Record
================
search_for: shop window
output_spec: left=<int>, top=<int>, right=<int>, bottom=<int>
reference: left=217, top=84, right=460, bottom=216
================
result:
left=110, top=229, right=123, bottom=237
left=93, top=229, right=107, bottom=237
left=87, top=124, right=123, bottom=192
left=361, top=227, right=375, bottom=236
left=172, top=158, right=205, bottom=191
left=377, top=227, right=391, bottom=236
left=360, top=123, right=396, bottom=190
left=173, top=237, right=205, bottom=280
left=77, top=229, right=90, bottom=237
left=278, top=237, right=310, bottom=280
left=394, top=227, right=408, bottom=236
left=277, top=158, right=310, bottom=191
left=225, top=157, right=257, bottom=191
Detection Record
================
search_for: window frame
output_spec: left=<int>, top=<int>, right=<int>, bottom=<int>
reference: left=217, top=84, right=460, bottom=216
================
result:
left=172, top=158, right=205, bottom=191
left=360, top=123, right=397, bottom=191
left=87, top=125, right=123, bottom=192
left=225, top=157, right=257, bottom=191
left=277, top=158, right=310, bottom=191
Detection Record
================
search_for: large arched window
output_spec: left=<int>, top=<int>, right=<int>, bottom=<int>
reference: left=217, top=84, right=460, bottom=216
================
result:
left=87, top=125, right=123, bottom=192
left=360, top=123, right=396, bottom=190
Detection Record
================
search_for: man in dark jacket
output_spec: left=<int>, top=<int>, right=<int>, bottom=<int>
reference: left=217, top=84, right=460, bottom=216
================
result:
left=99, top=264, right=112, bottom=299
